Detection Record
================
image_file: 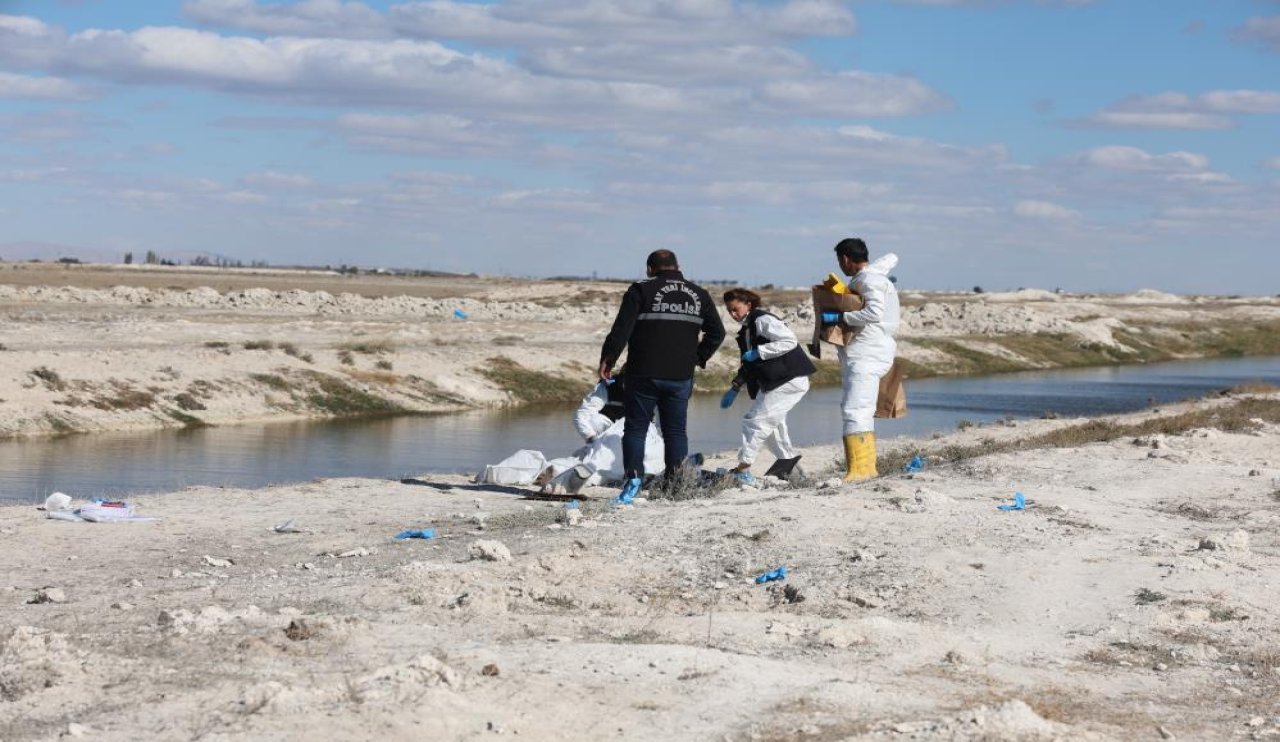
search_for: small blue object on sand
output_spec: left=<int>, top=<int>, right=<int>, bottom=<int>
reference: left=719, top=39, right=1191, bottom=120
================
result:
left=904, top=455, right=925, bottom=473
left=395, top=529, right=436, bottom=540
left=453, top=309, right=468, bottom=319
left=755, top=566, right=787, bottom=584
left=997, top=493, right=1026, bottom=511
left=565, top=500, right=580, bottom=510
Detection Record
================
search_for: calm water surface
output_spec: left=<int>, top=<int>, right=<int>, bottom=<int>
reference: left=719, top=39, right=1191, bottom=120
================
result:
left=1, top=356, right=1276, bottom=503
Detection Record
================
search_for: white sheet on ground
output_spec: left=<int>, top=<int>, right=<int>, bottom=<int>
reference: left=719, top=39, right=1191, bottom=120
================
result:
left=476, top=420, right=665, bottom=490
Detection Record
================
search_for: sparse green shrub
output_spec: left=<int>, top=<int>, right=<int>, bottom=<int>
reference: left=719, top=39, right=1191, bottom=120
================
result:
left=243, top=340, right=275, bottom=351
left=478, top=357, right=580, bottom=404
left=375, top=359, right=393, bottom=371
left=303, top=371, right=405, bottom=416
left=1135, top=588, right=1167, bottom=605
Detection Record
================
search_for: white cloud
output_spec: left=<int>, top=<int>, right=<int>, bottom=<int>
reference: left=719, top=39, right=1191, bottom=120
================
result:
left=1013, top=199, right=1080, bottom=220
left=1085, top=111, right=1231, bottom=130
left=1199, top=89, right=1280, bottom=113
left=1234, top=15, right=1280, bottom=53
left=524, top=44, right=813, bottom=84
left=0, top=71, right=90, bottom=100
left=1076, top=146, right=1208, bottom=172
left=186, top=0, right=857, bottom=45
left=895, top=0, right=1096, bottom=5
left=1165, top=172, right=1233, bottom=185
left=241, top=170, right=314, bottom=189
left=185, top=0, right=389, bottom=38
left=1, top=16, right=944, bottom=124
left=1081, top=89, right=1280, bottom=130
left=336, top=113, right=526, bottom=156
left=759, top=71, right=951, bottom=117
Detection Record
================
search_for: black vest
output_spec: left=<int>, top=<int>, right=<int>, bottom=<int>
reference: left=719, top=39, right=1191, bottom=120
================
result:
left=735, top=309, right=816, bottom=395
left=601, top=376, right=626, bottom=422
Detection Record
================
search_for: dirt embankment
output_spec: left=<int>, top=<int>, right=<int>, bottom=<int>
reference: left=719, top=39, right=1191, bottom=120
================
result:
left=1, top=262, right=1278, bottom=438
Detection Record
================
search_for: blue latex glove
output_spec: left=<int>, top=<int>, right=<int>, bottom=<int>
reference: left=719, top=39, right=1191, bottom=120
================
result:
left=904, top=455, right=925, bottom=473
left=997, top=492, right=1026, bottom=511
left=741, top=348, right=760, bottom=362
left=755, top=566, right=787, bottom=584
left=395, top=528, right=436, bottom=540
left=719, top=387, right=739, bottom=409
left=820, top=311, right=841, bottom=326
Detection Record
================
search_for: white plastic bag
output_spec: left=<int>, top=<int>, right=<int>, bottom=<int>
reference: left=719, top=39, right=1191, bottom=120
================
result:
left=475, top=449, right=548, bottom=485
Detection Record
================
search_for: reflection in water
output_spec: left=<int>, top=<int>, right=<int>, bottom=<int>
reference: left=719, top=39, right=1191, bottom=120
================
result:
left=0, top=356, right=1276, bottom=503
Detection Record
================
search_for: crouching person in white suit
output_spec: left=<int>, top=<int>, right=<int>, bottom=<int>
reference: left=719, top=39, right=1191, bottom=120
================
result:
left=552, top=371, right=665, bottom=492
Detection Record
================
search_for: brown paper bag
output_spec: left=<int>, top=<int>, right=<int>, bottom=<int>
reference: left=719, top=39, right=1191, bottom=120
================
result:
left=875, top=359, right=907, bottom=418
left=811, top=286, right=864, bottom=348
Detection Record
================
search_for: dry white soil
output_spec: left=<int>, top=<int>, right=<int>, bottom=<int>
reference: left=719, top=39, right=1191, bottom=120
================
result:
left=3, top=392, right=1279, bottom=741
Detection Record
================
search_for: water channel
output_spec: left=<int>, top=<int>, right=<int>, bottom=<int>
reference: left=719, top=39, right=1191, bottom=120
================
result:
left=1, top=356, right=1277, bottom=504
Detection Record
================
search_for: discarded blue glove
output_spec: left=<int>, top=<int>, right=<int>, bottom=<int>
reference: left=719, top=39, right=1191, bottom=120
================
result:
left=731, top=470, right=754, bottom=485
left=452, top=309, right=468, bottom=319
left=755, top=566, right=787, bottom=584
left=565, top=500, right=580, bottom=510
left=820, top=311, right=841, bottom=326
left=395, top=528, right=436, bottom=540
left=719, top=387, right=739, bottom=409
left=997, top=492, right=1026, bottom=511
left=904, top=455, right=925, bottom=473
left=741, top=348, right=760, bottom=362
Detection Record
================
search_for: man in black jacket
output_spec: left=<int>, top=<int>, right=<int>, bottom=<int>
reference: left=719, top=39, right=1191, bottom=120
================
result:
left=599, top=249, right=725, bottom=502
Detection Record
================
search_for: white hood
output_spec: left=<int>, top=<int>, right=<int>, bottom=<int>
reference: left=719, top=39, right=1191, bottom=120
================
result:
left=864, top=252, right=898, bottom=275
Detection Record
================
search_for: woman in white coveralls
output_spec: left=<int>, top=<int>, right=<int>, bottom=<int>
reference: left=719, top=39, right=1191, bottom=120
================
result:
left=720, top=288, right=816, bottom=483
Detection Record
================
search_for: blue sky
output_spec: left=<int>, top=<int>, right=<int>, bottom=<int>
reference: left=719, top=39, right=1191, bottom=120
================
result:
left=1, top=0, right=1277, bottom=294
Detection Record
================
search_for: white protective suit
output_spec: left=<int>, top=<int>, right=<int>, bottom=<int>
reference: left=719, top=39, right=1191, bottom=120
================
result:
left=837, top=253, right=901, bottom=434
left=573, top=383, right=616, bottom=442
left=738, top=313, right=810, bottom=466
left=552, top=383, right=665, bottom=489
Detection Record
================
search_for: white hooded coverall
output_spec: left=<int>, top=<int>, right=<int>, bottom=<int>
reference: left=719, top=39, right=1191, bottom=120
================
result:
left=570, top=383, right=665, bottom=483
left=739, top=313, right=810, bottom=466
left=837, top=253, right=901, bottom=435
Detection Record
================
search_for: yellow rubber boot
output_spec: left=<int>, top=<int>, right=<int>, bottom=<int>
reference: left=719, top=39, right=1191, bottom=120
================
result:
left=854, top=432, right=878, bottom=480
left=842, top=432, right=878, bottom=482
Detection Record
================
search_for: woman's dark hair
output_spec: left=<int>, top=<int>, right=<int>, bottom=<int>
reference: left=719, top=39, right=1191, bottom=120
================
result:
left=722, top=288, right=761, bottom=309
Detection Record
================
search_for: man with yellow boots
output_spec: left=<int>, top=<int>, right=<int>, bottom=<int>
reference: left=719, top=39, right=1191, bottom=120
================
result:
left=819, top=238, right=901, bottom=482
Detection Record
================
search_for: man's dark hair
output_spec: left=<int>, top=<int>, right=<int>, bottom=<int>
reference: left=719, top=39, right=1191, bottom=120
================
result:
left=646, top=249, right=679, bottom=271
left=833, top=238, right=869, bottom=263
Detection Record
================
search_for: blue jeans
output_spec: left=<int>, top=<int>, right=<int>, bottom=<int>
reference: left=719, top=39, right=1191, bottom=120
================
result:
left=622, top=376, right=693, bottom=478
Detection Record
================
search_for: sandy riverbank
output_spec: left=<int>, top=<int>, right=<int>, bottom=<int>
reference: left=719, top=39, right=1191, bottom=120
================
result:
left=2, top=262, right=1278, bottom=438
left=2, top=389, right=1278, bottom=740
